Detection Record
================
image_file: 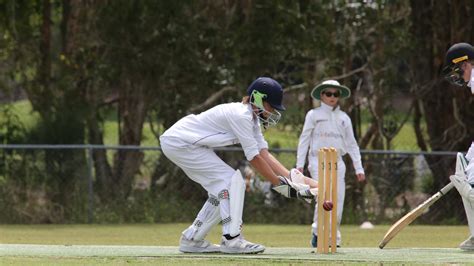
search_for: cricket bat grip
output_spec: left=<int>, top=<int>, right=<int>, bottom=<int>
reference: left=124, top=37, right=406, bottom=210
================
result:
left=439, top=182, right=454, bottom=195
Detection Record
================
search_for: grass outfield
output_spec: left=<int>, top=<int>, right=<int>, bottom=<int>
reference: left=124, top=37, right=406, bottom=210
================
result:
left=0, top=224, right=472, bottom=265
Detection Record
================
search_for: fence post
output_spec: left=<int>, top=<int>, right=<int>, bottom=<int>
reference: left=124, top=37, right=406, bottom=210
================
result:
left=87, top=146, right=94, bottom=223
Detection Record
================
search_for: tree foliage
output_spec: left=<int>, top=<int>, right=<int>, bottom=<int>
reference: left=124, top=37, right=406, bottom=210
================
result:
left=0, top=0, right=472, bottom=223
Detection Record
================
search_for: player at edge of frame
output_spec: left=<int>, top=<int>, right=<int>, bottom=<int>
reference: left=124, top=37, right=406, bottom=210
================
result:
left=442, top=42, right=474, bottom=251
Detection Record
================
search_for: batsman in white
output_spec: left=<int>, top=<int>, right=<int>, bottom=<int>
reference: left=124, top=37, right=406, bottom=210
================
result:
left=160, top=77, right=317, bottom=254
left=296, top=80, right=365, bottom=248
left=443, top=42, right=474, bottom=251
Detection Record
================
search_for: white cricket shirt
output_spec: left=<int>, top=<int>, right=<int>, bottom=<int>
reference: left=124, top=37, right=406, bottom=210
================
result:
left=161, top=102, right=268, bottom=161
left=296, top=102, right=364, bottom=174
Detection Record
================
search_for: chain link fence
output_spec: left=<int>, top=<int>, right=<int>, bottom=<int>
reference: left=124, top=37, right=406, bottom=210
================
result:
left=0, top=145, right=466, bottom=225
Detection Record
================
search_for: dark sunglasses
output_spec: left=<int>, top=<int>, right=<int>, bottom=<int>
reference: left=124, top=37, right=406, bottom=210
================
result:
left=322, top=91, right=340, bottom=98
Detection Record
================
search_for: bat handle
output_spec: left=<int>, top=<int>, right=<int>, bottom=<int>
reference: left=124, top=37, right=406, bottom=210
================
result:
left=440, top=182, right=454, bottom=195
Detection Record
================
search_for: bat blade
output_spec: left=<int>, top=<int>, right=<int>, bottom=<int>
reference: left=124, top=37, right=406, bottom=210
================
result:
left=378, top=152, right=467, bottom=249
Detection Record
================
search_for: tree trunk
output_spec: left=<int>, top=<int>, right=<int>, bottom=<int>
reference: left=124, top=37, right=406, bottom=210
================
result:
left=40, top=0, right=51, bottom=95
left=112, top=79, right=148, bottom=200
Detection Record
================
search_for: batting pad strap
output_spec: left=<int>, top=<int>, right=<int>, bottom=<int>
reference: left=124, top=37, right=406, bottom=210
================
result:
left=193, top=220, right=203, bottom=227
left=207, top=196, right=220, bottom=207
left=222, top=216, right=232, bottom=225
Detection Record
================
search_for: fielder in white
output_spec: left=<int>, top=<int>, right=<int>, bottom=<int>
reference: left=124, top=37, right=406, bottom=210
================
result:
left=296, top=80, right=366, bottom=247
left=443, top=42, right=474, bottom=251
left=160, top=77, right=318, bottom=254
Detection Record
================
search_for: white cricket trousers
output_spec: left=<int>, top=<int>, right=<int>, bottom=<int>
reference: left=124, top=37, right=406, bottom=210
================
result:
left=308, top=156, right=346, bottom=245
left=160, top=136, right=236, bottom=239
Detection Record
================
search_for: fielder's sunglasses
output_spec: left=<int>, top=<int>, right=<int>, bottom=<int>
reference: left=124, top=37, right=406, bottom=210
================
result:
left=322, top=91, right=341, bottom=98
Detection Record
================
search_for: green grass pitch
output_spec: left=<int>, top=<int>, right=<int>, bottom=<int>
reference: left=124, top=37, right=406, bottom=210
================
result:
left=0, top=224, right=473, bottom=265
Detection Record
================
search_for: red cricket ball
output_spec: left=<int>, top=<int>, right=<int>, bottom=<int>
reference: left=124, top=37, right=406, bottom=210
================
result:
left=323, top=200, right=333, bottom=211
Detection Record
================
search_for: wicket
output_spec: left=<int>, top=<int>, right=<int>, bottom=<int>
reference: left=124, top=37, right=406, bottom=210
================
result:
left=317, top=147, right=338, bottom=254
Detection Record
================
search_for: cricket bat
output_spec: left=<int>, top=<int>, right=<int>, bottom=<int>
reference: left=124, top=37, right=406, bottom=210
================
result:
left=378, top=152, right=467, bottom=249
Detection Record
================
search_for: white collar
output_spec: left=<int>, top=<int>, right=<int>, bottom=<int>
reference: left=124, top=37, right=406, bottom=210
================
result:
left=246, top=103, right=257, bottom=121
left=246, top=103, right=262, bottom=126
left=321, top=102, right=340, bottom=112
left=469, top=69, right=474, bottom=94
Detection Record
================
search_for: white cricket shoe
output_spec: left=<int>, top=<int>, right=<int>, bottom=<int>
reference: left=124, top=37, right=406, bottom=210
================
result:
left=459, top=235, right=474, bottom=251
left=178, top=235, right=220, bottom=253
left=220, top=235, right=265, bottom=254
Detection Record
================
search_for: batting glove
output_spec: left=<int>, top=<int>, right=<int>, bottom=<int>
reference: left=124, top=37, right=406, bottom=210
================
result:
left=272, top=176, right=316, bottom=203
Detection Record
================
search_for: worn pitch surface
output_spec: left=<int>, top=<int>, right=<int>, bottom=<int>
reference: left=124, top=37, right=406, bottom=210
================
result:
left=0, top=244, right=472, bottom=264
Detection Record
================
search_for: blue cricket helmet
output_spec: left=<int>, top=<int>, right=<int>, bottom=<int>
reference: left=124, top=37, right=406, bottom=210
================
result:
left=445, top=42, right=474, bottom=66
left=442, top=43, right=474, bottom=86
left=246, top=77, right=286, bottom=111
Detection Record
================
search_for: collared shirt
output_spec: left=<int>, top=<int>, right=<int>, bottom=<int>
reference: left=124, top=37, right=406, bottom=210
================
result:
left=161, top=102, right=268, bottom=161
left=296, top=102, right=364, bottom=174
